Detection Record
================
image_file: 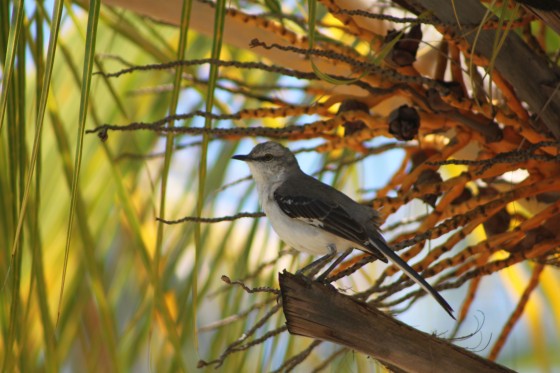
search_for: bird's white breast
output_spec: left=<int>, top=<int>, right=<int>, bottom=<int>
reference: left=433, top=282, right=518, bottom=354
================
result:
left=261, top=193, right=354, bottom=255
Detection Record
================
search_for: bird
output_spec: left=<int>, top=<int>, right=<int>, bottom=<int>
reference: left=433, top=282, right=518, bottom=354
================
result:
left=232, top=141, right=454, bottom=318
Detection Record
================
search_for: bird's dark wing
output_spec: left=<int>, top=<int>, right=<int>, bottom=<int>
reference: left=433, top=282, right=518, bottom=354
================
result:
left=273, top=192, right=387, bottom=262
left=273, top=187, right=454, bottom=318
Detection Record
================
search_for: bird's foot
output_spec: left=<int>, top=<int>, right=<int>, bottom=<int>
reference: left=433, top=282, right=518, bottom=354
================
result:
left=315, top=248, right=353, bottom=283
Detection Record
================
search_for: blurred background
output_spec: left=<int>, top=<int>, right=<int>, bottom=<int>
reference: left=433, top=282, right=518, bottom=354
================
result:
left=1, top=0, right=559, bottom=371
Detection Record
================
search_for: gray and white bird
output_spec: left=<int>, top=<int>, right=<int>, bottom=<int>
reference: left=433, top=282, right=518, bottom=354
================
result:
left=232, top=141, right=454, bottom=318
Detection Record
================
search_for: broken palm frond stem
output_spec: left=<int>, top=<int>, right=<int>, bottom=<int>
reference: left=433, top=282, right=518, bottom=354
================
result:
left=279, top=271, right=515, bottom=373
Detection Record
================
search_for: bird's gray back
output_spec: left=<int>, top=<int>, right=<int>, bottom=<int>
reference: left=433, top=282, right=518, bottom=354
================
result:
left=276, top=170, right=381, bottom=227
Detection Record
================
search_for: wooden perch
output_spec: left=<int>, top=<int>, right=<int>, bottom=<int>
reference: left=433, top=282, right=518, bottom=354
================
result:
left=279, top=271, right=515, bottom=373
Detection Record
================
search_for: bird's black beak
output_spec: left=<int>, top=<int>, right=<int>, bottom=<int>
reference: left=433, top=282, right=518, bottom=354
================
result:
left=232, top=154, right=249, bottom=161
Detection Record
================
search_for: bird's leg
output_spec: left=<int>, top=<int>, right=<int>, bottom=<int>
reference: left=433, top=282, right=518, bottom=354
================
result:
left=316, top=247, right=353, bottom=282
left=296, top=245, right=338, bottom=278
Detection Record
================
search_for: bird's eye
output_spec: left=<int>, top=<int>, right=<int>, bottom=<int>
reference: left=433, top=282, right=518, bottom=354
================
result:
left=262, top=154, right=274, bottom=162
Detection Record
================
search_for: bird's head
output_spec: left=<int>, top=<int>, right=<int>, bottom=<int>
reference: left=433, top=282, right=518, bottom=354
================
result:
left=232, top=141, right=300, bottom=184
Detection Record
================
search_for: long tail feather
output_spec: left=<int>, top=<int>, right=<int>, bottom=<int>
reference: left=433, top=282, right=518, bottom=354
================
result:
left=367, top=238, right=455, bottom=319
